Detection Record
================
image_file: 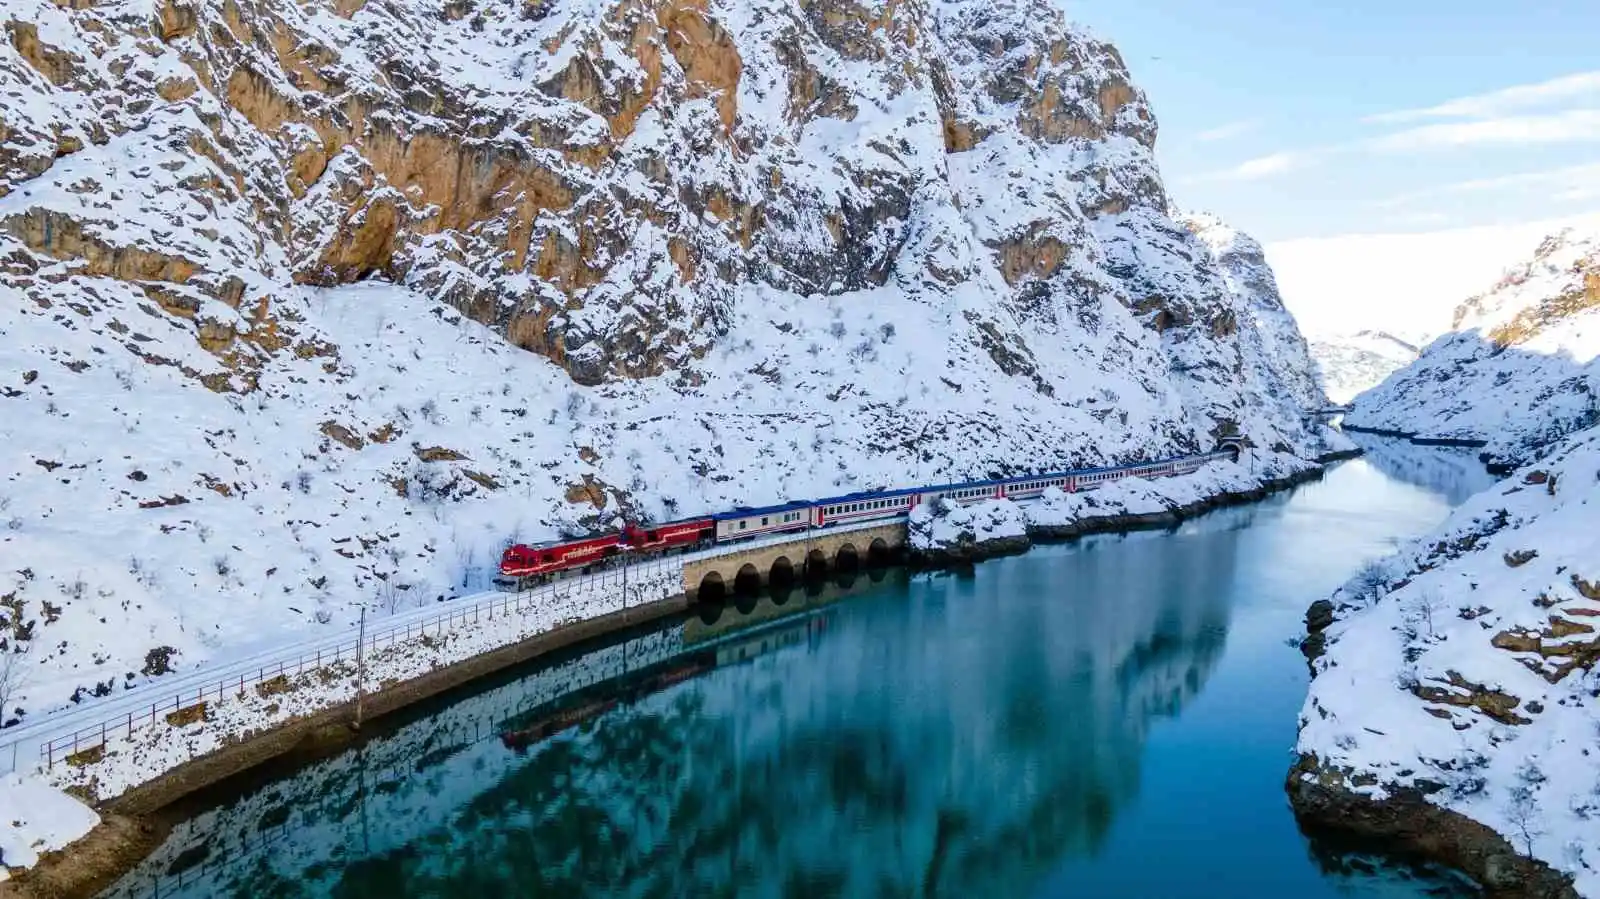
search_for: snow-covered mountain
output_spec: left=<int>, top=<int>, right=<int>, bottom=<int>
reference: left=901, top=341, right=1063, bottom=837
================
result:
left=1309, top=331, right=1419, bottom=405
left=1345, top=228, right=1600, bottom=469
left=0, top=0, right=1335, bottom=715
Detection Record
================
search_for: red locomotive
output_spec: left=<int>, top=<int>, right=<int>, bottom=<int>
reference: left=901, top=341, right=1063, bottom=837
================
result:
left=497, top=517, right=714, bottom=585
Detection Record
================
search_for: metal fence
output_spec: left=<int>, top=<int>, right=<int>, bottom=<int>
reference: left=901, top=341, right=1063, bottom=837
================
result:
left=5, top=554, right=680, bottom=775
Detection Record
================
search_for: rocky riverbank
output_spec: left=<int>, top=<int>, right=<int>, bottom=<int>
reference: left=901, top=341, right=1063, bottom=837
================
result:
left=1290, top=426, right=1600, bottom=898
left=1287, top=755, right=1579, bottom=899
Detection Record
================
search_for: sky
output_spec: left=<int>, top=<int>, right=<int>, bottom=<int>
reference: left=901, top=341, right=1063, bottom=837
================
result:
left=1063, top=0, right=1600, bottom=338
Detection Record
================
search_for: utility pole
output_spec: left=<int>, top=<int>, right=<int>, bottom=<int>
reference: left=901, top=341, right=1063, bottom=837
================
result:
left=354, top=607, right=367, bottom=732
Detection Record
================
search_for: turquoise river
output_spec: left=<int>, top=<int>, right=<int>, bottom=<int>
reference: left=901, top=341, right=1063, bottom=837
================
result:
left=99, top=434, right=1498, bottom=898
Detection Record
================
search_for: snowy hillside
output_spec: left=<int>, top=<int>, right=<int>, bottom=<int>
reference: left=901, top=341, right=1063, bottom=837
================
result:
left=1345, top=228, right=1600, bottom=469
left=1309, top=331, right=1419, bottom=405
left=0, top=0, right=1336, bottom=720
left=1294, top=424, right=1600, bottom=897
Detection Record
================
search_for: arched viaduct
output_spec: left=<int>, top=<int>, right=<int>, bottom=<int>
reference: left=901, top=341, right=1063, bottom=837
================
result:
left=684, top=522, right=906, bottom=601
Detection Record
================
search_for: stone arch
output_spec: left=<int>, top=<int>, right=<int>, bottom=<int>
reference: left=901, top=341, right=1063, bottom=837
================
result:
left=696, top=570, right=726, bottom=603
left=835, top=542, right=860, bottom=571
left=697, top=600, right=724, bottom=626
left=769, top=555, right=796, bottom=587
left=734, top=563, right=763, bottom=595
left=867, top=538, right=892, bottom=567
left=804, top=548, right=828, bottom=579
left=768, top=581, right=792, bottom=605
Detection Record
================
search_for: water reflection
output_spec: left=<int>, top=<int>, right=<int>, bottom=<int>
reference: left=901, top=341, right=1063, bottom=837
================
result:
left=103, top=518, right=1251, bottom=899
left=100, top=465, right=1478, bottom=899
left=1345, top=432, right=1497, bottom=506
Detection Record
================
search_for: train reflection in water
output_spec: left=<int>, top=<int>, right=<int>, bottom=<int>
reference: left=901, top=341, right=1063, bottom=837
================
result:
left=499, top=610, right=833, bottom=752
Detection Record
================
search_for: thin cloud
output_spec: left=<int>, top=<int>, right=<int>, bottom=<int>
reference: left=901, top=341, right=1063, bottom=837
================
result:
left=1367, top=70, right=1600, bottom=124
left=1190, top=151, right=1312, bottom=183
left=1366, top=109, right=1600, bottom=152
left=1556, top=183, right=1600, bottom=204
left=1195, top=120, right=1257, bottom=142
left=1375, top=162, right=1600, bottom=209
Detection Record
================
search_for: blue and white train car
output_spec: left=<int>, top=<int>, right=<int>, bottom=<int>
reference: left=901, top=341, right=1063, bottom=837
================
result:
left=711, top=501, right=813, bottom=542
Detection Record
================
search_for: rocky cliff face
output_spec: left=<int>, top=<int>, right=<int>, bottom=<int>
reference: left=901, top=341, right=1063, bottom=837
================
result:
left=1346, top=229, right=1600, bottom=468
left=0, top=0, right=1332, bottom=714
left=1182, top=213, right=1338, bottom=447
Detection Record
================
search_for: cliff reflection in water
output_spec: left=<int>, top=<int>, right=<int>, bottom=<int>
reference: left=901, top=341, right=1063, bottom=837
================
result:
left=1345, top=432, right=1497, bottom=506
left=101, top=513, right=1253, bottom=899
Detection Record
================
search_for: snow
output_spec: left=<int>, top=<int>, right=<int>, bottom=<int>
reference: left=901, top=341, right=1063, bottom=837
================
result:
left=1346, top=227, right=1600, bottom=469
left=0, top=771, right=99, bottom=875
left=1309, top=331, right=1420, bottom=405
left=908, top=497, right=1027, bottom=551
left=1297, top=425, right=1600, bottom=894
left=35, top=559, right=681, bottom=803
left=0, top=0, right=1345, bottom=874
left=906, top=458, right=1290, bottom=553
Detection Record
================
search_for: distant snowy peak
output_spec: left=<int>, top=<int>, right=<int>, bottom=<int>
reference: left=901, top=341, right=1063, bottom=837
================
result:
left=1179, top=211, right=1263, bottom=262
left=1309, top=331, right=1419, bottom=405
left=1346, top=226, right=1600, bottom=467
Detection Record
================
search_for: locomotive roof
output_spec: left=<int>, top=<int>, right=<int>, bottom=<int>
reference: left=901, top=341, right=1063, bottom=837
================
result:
left=520, top=532, right=621, bottom=549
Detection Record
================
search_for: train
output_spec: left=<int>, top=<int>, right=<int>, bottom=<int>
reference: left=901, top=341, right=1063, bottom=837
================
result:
left=497, top=440, right=1244, bottom=586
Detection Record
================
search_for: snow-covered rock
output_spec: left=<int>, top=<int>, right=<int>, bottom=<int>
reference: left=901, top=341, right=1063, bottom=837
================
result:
left=909, top=457, right=1306, bottom=563
left=0, top=0, right=1336, bottom=723
left=0, top=771, right=99, bottom=876
left=1309, top=331, right=1420, bottom=405
left=908, top=498, right=1029, bottom=562
left=1292, top=425, right=1600, bottom=897
left=1345, top=228, right=1600, bottom=469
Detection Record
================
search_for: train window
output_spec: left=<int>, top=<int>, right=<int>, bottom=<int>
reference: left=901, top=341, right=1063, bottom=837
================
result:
left=739, top=521, right=747, bottom=530
left=761, top=517, right=769, bottom=526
